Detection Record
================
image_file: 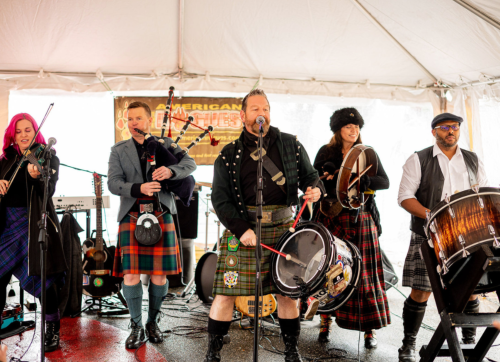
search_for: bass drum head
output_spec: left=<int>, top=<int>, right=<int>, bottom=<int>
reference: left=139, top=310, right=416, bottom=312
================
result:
left=195, top=252, right=218, bottom=304
left=271, top=222, right=334, bottom=299
left=317, top=239, right=361, bottom=314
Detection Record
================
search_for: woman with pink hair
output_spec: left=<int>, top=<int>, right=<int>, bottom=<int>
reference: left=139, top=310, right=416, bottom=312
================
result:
left=0, top=113, right=67, bottom=352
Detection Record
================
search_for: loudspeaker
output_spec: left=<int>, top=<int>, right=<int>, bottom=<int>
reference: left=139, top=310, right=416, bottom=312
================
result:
left=381, top=248, right=399, bottom=291
left=175, top=191, right=198, bottom=239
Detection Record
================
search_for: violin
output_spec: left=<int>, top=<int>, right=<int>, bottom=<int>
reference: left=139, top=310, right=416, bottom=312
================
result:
left=22, top=143, right=46, bottom=174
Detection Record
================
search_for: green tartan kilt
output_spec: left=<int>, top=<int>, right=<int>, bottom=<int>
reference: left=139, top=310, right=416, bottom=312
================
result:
left=212, top=207, right=294, bottom=297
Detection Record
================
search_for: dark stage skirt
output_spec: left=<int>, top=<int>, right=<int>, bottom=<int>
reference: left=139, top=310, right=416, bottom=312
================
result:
left=213, top=205, right=293, bottom=297
left=113, top=205, right=181, bottom=277
left=0, top=207, right=60, bottom=298
left=318, top=209, right=391, bottom=331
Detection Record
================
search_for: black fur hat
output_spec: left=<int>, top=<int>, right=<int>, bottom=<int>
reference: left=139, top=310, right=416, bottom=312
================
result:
left=330, top=107, right=364, bottom=134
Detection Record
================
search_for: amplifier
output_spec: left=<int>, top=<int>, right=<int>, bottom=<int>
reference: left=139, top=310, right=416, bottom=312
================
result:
left=175, top=191, right=198, bottom=239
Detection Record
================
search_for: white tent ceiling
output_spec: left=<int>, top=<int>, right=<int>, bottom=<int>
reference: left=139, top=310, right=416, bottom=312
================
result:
left=0, top=0, right=499, bottom=87
left=0, top=0, right=500, bottom=134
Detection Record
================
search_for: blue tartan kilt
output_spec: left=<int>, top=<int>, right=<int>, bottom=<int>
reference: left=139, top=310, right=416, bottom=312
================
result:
left=0, top=207, right=60, bottom=298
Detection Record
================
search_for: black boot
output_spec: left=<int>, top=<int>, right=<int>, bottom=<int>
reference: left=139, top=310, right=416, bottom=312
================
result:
left=398, top=297, right=427, bottom=362
left=282, top=333, right=303, bottom=362
left=145, top=321, right=163, bottom=343
left=318, top=314, right=332, bottom=343
left=204, top=333, right=225, bottom=362
left=125, top=320, right=146, bottom=349
left=44, top=321, right=60, bottom=352
left=462, top=298, right=480, bottom=344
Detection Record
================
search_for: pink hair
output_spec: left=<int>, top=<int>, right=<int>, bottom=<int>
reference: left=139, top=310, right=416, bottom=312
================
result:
left=1, top=113, right=47, bottom=159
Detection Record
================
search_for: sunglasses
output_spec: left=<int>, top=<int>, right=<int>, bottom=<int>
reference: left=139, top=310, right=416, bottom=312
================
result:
left=434, top=125, right=460, bottom=132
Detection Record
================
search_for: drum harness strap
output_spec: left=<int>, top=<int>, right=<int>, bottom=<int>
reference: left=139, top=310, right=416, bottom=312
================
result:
left=248, top=146, right=286, bottom=194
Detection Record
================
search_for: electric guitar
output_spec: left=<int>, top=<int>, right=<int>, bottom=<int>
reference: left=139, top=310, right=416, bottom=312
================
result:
left=82, top=173, right=122, bottom=297
left=234, top=294, right=277, bottom=318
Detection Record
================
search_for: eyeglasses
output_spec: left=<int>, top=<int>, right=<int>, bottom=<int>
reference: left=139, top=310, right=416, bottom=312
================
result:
left=434, top=125, right=460, bottom=132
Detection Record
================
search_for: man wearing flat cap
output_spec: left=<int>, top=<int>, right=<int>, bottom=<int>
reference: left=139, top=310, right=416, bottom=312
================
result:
left=397, top=113, right=488, bottom=361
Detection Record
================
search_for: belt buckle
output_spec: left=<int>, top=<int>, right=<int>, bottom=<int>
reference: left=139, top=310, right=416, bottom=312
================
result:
left=262, top=211, right=273, bottom=223
left=140, top=203, right=154, bottom=213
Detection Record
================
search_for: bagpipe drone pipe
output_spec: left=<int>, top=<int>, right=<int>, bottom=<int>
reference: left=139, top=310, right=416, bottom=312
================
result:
left=134, top=128, right=195, bottom=206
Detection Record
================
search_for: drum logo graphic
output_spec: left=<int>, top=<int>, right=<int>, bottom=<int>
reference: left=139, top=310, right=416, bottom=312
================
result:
left=93, top=278, right=104, bottom=288
left=225, top=254, right=238, bottom=268
left=224, top=271, right=239, bottom=288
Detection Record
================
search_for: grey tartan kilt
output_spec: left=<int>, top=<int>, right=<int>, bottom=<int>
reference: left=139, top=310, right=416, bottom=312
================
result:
left=402, top=232, right=432, bottom=292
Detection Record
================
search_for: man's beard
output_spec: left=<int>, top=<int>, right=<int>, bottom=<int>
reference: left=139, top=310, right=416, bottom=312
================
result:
left=245, top=118, right=270, bottom=135
left=435, top=133, right=458, bottom=148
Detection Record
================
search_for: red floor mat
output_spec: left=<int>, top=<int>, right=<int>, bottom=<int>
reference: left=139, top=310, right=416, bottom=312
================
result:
left=2, top=317, right=167, bottom=362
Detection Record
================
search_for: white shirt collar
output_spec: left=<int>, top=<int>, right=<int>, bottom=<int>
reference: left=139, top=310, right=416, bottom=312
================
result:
left=432, top=143, right=462, bottom=159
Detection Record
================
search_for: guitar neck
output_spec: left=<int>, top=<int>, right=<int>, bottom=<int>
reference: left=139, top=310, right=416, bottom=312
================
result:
left=96, top=196, right=103, bottom=247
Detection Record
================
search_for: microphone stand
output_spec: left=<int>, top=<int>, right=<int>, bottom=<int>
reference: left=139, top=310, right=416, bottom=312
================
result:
left=253, top=121, right=265, bottom=362
left=38, top=150, right=52, bottom=362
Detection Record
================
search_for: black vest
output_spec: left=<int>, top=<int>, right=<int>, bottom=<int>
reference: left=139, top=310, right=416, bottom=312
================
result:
left=411, top=146, right=478, bottom=237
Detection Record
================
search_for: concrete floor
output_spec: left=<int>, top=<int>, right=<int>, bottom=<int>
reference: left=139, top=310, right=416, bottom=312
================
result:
left=84, top=275, right=500, bottom=362
left=4, top=264, right=500, bottom=361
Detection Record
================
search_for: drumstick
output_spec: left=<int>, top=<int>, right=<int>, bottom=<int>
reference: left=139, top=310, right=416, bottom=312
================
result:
left=290, top=177, right=321, bottom=233
left=260, top=244, right=307, bottom=268
left=347, top=164, right=373, bottom=189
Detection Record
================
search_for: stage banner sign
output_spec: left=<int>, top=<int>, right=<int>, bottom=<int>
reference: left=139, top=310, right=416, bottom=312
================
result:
left=114, top=97, right=243, bottom=165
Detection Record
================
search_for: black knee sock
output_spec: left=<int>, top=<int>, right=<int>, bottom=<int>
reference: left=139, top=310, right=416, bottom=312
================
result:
left=279, top=317, right=301, bottom=336
left=406, top=296, right=428, bottom=309
left=402, top=296, right=427, bottom=344
left=207, top=317, right=231, bottom=336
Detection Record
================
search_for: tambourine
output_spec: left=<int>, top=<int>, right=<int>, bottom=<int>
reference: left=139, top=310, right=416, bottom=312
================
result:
left=134, top=213, right=162, bottom=246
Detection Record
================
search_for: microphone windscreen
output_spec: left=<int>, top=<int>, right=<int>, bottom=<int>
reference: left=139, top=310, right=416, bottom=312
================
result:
left=323, top=162, right=337, bottom=175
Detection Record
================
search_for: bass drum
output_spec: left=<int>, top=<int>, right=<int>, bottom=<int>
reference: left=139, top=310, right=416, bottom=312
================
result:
left=195, top=242, right=220, bottom=304
left=270, top=222, right=361, bottom=314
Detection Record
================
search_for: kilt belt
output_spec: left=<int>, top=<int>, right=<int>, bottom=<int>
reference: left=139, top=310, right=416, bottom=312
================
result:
left=246, top=206, right=293, bottom=224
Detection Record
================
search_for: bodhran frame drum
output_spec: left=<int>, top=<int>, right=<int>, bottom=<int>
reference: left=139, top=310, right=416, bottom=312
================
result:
left=337, top=144, right=378, bottom=209
left=270, top=222, right=361, bottom=314
left=425, top=186, right=500, bottom=292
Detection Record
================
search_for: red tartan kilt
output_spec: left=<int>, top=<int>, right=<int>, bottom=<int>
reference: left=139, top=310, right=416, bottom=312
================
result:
left=318, top=209, right=391, bottom=331
left=112, top=211, right=181, bottom=277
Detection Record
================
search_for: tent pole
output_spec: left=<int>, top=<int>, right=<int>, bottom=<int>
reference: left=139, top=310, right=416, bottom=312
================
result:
left=348, top=0, right=440, bottom=86
left=452, top=0, right=500, bottom=31
left=178, top=0, right=185, bottom=76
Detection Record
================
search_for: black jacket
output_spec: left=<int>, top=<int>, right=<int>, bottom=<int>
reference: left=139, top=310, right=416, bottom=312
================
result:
left=313, top=145, right=389, bottom=236
left=0, top=144, right=68, bottom=276
left=212, top=126, right=323, bottom=239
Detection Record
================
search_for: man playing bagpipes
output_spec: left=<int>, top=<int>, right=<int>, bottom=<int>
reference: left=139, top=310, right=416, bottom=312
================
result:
left=108, top=101, right=196, bottom=349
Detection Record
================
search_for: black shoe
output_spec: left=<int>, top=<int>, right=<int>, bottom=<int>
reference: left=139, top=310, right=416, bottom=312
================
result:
left=364, top=331, right=377, bottom=349
left=125, top=320, right=146, bottom=349
left=44, top=321, right=60, bottom=352
left=398, top=343, right=416, bottom=362
left=318, top=314, right=332, bottom=343
left=282, top=333, right=303, bottom=362
left=204, top=333, right=227, bottom=362
left=145, top=321, right=163, bottom=343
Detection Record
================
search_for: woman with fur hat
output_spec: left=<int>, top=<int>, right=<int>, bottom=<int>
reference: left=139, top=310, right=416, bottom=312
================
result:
left=312, top=107, right=391, bottom=348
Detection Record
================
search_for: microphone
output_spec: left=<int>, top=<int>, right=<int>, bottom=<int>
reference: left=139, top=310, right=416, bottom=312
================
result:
left=43, top=137, right=57, bottom=157
left=256, top=116, right=265, bottom=125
